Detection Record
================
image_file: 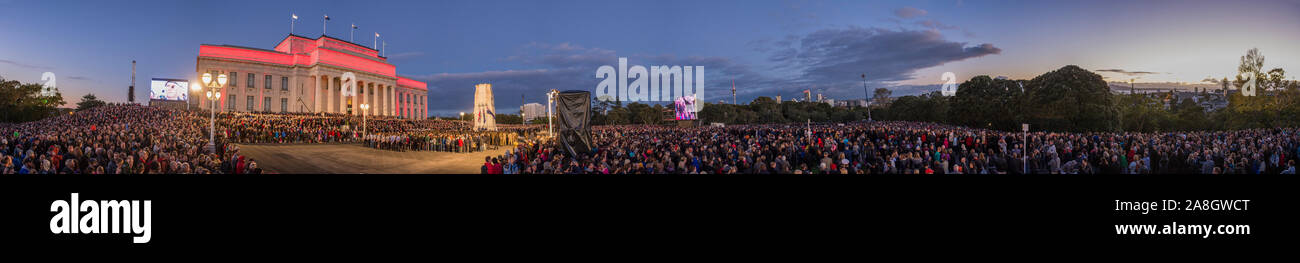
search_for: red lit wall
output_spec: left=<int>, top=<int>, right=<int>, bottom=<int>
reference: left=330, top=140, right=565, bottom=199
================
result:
left=199, top=35, right=424, bottom=90
left=199, top=45, right=295, bottom=65
left=397, top=77, right=427, bottom=91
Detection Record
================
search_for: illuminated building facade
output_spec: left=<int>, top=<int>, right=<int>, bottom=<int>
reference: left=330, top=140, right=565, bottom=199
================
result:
left=194, top=34, right=427, bottom=119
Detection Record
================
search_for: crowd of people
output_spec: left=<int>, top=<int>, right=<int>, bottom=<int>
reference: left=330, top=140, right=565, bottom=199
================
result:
left=497, top=121, right=1300, bottom=174
left=8, top=104, right=1300, bottom=175
left=0, top=104, right=258, bottom=174
left=216, top=112, right=540, bottom=153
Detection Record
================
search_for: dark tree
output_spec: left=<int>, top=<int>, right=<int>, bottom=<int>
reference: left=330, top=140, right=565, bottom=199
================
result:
left=77, top=93, right=107, bottom=111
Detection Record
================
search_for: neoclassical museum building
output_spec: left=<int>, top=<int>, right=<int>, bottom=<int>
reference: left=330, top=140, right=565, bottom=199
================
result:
left=194, top=34, right=427, bottom=118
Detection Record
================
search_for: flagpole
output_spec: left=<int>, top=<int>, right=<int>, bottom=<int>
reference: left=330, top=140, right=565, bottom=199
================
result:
left=350, top=23, right=356, bottom=42
left=322, top=14, right=328, bottom=36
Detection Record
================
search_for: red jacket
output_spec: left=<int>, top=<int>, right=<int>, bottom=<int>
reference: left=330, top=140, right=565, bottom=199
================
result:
left=488, top=163, right=504, bottom=174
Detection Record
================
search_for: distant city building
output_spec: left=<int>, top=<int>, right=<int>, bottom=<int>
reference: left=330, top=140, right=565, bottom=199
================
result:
left=834, top=99, right=868, bottom=108
left=520, top=103, right=545, bottom=122
left=1199, top=93, right=1229, bottom=112
left=775, top=95, right=782, bottom=103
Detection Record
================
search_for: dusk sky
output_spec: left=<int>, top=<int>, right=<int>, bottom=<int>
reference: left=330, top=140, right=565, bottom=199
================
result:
left=1, top=0, right=1297, bottom=116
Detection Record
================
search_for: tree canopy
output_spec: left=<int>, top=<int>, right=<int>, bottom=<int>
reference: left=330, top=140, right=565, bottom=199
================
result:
left=0, top=75, right=66, bottom=123
left=76, top=93, right=107, bottom=111
left=581, top=48, right=1298, bottom=133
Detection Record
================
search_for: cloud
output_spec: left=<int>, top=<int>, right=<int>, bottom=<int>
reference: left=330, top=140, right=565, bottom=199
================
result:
left=506, top=42, right=618, bottom=68
left=894, top=7, right=928, bottom=19
left=769, top=0, right=825, bottom=31
left=763, top=26, right=1001, bottom=97
left=68, top=76, right=92, bottom=80
left=0, top=58, right=53, bottom=70
left=916, top=19, right=959, bottom=30
left=1096, top=69, right=1161, bottom=76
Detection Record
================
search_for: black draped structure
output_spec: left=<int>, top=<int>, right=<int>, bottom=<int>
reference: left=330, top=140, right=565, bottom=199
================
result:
left=555, top=90, right=592, bottom=156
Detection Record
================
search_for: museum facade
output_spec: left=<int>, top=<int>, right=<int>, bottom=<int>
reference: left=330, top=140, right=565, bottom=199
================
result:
left=194, top=34, right=427, bottom=118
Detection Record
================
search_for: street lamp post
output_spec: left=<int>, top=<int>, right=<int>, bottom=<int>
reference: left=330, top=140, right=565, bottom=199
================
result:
left=359, top=103, right=370, bottom=139
left=199, top=72, right=227, bottom=154
left=547, top=89, right=556, bottom=138
left=1022, top=123, right=1029, bottom=174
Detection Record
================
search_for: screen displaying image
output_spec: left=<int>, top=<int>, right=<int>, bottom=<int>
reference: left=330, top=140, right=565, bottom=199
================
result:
left=674, top=95, right=697, bottom=120
left=150, top=79, right=189, bottom=101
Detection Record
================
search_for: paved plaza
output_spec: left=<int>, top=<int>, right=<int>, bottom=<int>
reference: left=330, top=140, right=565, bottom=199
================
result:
left=235, top=143, right=510, bottom=174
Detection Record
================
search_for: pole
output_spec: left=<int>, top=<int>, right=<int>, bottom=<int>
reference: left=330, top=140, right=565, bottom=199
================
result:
left=1023, top=124, right=1028, bottom=174
left=731, top=79, right=736, bottom=105
left=130, top=60, right=135, bottom=103
left=863, top=73, right=871, bottom=121
left=209, top=92, right=215, bottom=153
left=362, top=106, right=367, bottom=139
left=547, top=91, right=554, bottom=138
left=350, top=24, right=355, bottom=42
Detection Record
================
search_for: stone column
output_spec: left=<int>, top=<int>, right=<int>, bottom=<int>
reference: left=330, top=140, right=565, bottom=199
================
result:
left=340, top=77, right=345, bottom=115
left=325, top=76, right=333, bottom=114
left=313, top=75, right=321, bottom=113
left=367, top=83, right=375, bottom=116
